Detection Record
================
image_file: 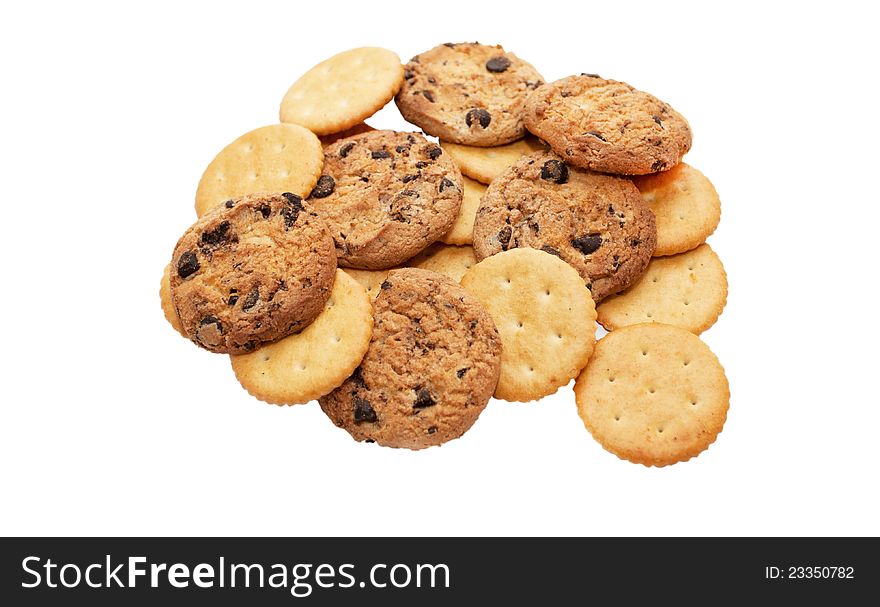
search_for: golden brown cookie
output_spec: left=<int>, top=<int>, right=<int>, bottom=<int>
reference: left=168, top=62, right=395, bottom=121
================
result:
left=524, top=74, right=692, bottom=175
left=597, top=244, right=727, bottom=335
left=280, top=47, right=404, bottom=135
left=159, top=264, right=184, bottom=336
left=309, top=130, right=463, bottom=269
left=439, top=176, right=484, bottom=245
left=409, top=243, right=477, bottom=283
left=231, top=270, right=373, bottom=405
left=632, top=163, right=720, bottom=256
left=575, top=323, right=729, bottom=466
left=460, top=248, right=596, bottom=402
left=320, top=268, right=501, bottom=450
left=473, top=151, right=656, bottom=301
left=441, top=135, right=546, bottom=184
left=195, top=124, right=323, bottom=217
left=170, top=192, right=336, bottom=354
left=396, top=43, right=544, bottom=146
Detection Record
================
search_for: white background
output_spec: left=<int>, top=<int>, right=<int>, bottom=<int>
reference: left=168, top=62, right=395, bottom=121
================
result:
left=1, top=1, right=878, bottom=537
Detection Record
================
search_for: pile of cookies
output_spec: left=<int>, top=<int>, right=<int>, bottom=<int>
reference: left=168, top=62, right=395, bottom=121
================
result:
left=160, top=43, right=729, bottom=466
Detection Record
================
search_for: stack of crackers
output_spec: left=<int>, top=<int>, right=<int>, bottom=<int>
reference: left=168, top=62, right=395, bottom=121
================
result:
left=160, top=43, right=729, bottom=466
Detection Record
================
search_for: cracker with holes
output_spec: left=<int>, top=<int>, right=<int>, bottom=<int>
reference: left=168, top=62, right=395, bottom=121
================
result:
left=632, top=163, right=721, bottom=256
left=342, top=268, right=393, bottom=300
left=309, top=130, right=463, bottom=269
left=473, top=151, right=656, bottom=301
left=170, top=192, right=337, bottom=354
left=231, top=270, right=372, bottom=405
left=440, top=176, right=485, bottom=245
left=280, top=47, right=404, bottom=136
left=460, top=248, right=596, bottom=402
left=575, top=323, right=729, bottom=466
left=441, top=135, right=546, bottom=184
left=597, top=244, right=727, bottom=334
left=396, top=43, right=544, bottom=146
left=195, top=124, right=324, bottom=217
left=320, top=268, right=501, bottom=450
left=409, top=243, right=477, bottom=283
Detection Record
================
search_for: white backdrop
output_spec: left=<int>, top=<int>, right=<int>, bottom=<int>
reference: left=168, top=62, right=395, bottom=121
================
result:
left=1, top=1, right=878, bottom=536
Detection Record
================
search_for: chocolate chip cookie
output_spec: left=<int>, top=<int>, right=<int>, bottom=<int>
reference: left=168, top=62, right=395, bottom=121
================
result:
left=319, top=268, right=502, bottom=450
left=170, top=192, right=336, bottom=354
left=395, top=42, right=544, bottom=146
left=524, top=74, right=692, bottom=175
left=309, top=130, right=463, bottom=269
left=473, top=151, right=656, bottom=301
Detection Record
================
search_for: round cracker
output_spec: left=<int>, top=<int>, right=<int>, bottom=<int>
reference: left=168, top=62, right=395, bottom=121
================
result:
left=409, top=243, right=477, bottom=283
left=632, top=163, right=721, bottom=256
left=440, top=176, right=485, bottom=245
left=231, top=270, right=373, bottom=405
left=343, top=268, right=392, bottom=300
left=460, top=248, right=596, bottom=401
left=597, top=244, right=727, bottom=335
left=159, top=264, right=184, bottom=336
left=441, top=136, right=546, bottom=184
left=280, top=47, right=403, bottom=136
left=195, top=124, right=323, bottom=217
left=575, top=323, right=729, bottom=467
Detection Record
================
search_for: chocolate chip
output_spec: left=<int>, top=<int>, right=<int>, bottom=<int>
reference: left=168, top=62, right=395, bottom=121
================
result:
left=443, top=42, right=456, bottom=48
left=258, top=204, right=271, bottom=219
left=380, top=280, right=391, bottom=290
left=364, top=439, right=376, bottom=443
left=242, top=287, right=259, bottom=311
left=280, top=193, right=303, bottom=228
left=440, top=178, right=456, bottom=192
left=653, top=115, right=663, bottom=127
left=196, top=316, right=223, bottom=344
left=426, top=146, right=442, bottom=160
left=309, top=175, right=336, bottom=199
left=422, top=90, right=435, bottom=102
left=177, top=251, right=200, bottom=279
left=572, top=234, right=602, bottom=255
left=360, top=176, right=370, bottom=182
left=395, top=145, right=409, bottom=153
left=415, top=161, right=428, bottom=169
left=607, top=204, right=616, bottom=216
left=353, top=397, right=378, bottom=423
left=651, top=160, right=666, bottom=172
left=350, top=366, right=368, bottom=389
left=581, top=73, right=600, bottom=78
left=371, top=150, right=391, bottom=159
left=404, top=69, right=415, bottom=80
left=401, top=174, right=419, bottom=183
left=465, top=108, right=491, bottom=129
left=456, top=368, right=469, bottom=379
left=540, top=160, right=569, bottom=184
left=413, top=388, right=436, bottom=409
left=498, top=225, right=512, bottom=249
left=224, top=199, right=235, bottom=208
left=227, top=292, right=239, bottom=306
left=339, top=142, right=356, bottom=158
left=587, top=131, right=607, bottom=142
left=200, top=221, right=233, bottom=247
left=630, top=238, right=641, bottom=247
left=199, top=315, right=222, bottom=330
left=485, top=56, right=511, bottom=73
left=427, top=426, right=437, bottom=434
left=540, top=245, right=562, bottom=257
left=560, top=91, right=571, bottom=98
left=242, top=340, right=257, bottom=352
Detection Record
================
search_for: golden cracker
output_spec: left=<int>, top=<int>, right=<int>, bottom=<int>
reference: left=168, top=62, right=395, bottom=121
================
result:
left=575, top=323, right=729, bottom=467
left=460, top=248, right=596, bottom=401
left=440, top=176, right=484, bottom=245
left=280, top=47, right=403, bottom=136
left=597, top=244, right=727, bottom=335
left=342, top=268, right=392, bottom=300
left=409, top=243, right=477, bottom=283
left=441, top=135, right=546, bottom=184
left=195, top=124, right=323, bottom=217
left=231, top=270, right=373, bottom=405
left=632, top=163, right=721, bottom=256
